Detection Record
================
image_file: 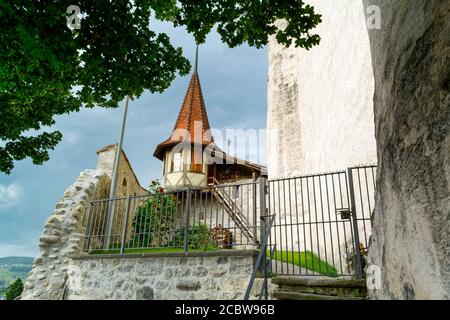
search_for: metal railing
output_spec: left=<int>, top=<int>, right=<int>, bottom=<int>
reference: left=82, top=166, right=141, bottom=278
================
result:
left=81, top=165, right=376, bottom=295
left=81, top=181, right=260, bottom=254
left=266, top=165, right=376, bottom=278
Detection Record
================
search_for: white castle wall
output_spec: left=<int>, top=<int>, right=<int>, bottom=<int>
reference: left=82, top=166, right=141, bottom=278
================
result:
left=267, top=0, right=377, bottom=179
left=266, top=0, right=378, bottom=274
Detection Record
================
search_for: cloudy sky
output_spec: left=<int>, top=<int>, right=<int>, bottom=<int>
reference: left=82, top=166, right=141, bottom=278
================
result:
left=0, top=22, right=268, bottom=258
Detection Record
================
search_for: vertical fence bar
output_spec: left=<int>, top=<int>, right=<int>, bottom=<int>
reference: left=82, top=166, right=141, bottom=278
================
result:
left=184, top=188, right=191, bottom=255
left=120, top=195, right=132, bottom=254
left=347, top=168, right=363, bottom=279
left=259, top=177, right=268, bottom=299
left=253, top=179, right=257, bottom=246
left=83, top=203, right=94, bottom=252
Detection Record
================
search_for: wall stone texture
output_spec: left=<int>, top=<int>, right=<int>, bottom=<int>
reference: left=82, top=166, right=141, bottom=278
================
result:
left=22, top=145, right=147, bottom=299
left=364, top=0, right=450, bottom=299
left=96, top=144, right=147, bottom=197
left=65, top=251, right=261, bottom=300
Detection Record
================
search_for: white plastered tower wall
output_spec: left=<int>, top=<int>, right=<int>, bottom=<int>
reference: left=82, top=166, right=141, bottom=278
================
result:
left=266, top=0, right=378, bottom=271
left=267, top=0, right=377, bottom=179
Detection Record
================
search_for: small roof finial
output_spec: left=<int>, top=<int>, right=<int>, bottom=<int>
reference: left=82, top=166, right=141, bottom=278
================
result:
left=194, top=45, right=199, bottom=74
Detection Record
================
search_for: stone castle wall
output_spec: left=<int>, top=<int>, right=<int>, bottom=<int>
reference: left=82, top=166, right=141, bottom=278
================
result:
left=21, top=146, right=147, bottom=299
left=21, top=170, right=111, bottom=299
left=266, top=0, right=378, bottom=276
left=65, top=251, right=260, bottom=300
left=96, top=144, right=147, bottom=197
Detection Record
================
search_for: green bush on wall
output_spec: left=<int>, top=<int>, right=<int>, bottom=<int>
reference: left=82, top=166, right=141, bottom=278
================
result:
left=129, top=181, right=178, bottom=248
left=172, top=224, right=217, bottom=250
left=128, top=181, right=218, bottom=251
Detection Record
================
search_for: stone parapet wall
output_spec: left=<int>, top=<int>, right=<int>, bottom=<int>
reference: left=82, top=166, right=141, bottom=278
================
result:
left=21, top=170, right=111, bottom=300
left=65, top=250, right=260, bottom=300
left=21, top=145, right=148, bottom=300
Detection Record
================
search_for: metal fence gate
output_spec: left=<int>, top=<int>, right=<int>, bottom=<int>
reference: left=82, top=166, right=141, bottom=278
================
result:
left=266, top=165, right=376, bottom=278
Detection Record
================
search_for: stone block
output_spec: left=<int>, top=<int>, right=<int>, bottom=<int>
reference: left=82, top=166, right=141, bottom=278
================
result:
left=176, top=280, right=201, bottom=291
left=40, top=235, right=61, bottom=244
left=192, top=266, right=208, bottom=277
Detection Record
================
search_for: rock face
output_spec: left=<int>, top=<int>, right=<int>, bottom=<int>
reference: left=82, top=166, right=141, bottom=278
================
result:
left=267, top=0, right=377, bottom=178
left=364, top=0, right=450, bottom=299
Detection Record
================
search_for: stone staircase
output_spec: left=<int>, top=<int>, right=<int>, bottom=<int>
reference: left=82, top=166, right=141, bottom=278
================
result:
left=272, top=276, right=367, bottom=300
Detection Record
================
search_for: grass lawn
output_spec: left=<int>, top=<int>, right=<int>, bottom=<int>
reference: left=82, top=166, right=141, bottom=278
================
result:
left=268, top=249, right=338, bottom=276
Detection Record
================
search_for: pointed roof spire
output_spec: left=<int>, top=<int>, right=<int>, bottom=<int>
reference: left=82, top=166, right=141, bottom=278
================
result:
left=153, top=45, right=212, bottom=160
left=194, top=45, right=199, bottom=74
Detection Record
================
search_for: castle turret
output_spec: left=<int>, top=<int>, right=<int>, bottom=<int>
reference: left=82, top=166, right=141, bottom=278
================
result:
left=153, top=47, right=212, bottom=189
left=154, top=47, right=267, bottom=190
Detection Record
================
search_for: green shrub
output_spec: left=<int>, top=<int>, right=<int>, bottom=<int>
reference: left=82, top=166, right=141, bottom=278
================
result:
left=172, top=224, right=217, bottom=250
left=5, top=278, right=23, bottom=300
left=129, top=181, right=178, bottom=248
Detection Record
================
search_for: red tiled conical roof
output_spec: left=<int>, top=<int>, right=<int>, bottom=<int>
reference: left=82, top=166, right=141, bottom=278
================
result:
left=153, top=71, right=212, bottom=160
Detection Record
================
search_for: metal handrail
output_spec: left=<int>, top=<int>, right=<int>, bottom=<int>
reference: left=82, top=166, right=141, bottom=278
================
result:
left=259, top=243, right=276, bottom=300
left=244, top=214, right=275, bottom=300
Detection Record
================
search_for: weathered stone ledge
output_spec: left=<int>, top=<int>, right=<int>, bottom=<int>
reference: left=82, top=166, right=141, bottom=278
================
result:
left=272, top=275, right=365, bottom=288
left=72, top=249, right=259, bottom=260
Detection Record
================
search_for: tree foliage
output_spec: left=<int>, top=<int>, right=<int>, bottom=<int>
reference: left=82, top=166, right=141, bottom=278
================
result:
left=5, top=278, right=23, bottom=300
left=0, top=0, right=321, bottom=173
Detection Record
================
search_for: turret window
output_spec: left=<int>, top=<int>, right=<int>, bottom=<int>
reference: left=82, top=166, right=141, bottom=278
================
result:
left=173, top=152, right=182, bottom=172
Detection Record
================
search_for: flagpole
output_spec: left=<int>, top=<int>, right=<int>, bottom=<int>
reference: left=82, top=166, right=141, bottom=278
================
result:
left=104, top=94, right=130, bottom=249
